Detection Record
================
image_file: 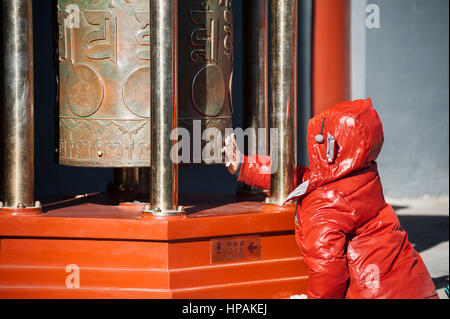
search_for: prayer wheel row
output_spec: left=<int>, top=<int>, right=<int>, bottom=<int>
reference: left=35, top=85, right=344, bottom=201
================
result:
left=56, top=0, right=234, bottom=167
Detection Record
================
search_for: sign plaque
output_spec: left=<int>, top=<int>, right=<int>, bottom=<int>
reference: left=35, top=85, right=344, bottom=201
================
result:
left=211, top=236, right=262, bottom=264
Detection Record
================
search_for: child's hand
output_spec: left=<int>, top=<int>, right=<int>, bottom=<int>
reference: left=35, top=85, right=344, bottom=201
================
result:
left=223, top=134, right=241, bottom=176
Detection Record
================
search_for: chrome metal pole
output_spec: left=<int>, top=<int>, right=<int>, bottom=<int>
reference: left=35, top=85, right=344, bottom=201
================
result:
left=243, top=0, right=269, bottom=155
left=1, top=0, right=35, bottom=209
left=268, top=0, right=298, bottom=205
left=146, top=0, right=180, bottom=215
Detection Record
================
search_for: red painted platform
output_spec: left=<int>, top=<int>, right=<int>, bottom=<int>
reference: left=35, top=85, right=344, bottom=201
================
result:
left=0, top=194, right=308, bottom=299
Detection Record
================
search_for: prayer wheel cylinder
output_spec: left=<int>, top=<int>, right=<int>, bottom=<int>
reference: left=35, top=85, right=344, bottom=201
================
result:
left=56, top=0, right=233, bottom=167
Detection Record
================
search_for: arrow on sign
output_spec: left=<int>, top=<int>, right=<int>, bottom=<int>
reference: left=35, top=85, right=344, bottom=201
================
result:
left=248, top=242, right=257, bottom=254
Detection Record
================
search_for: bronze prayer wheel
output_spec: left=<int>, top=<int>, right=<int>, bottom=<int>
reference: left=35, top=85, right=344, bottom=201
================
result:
left=243, top=0, right=269, bottom=156
left=56, top=0, right=233, bottom=168
left=178, top=0, right=234, bottom=165
left=57, top=0, right=151, bottom=168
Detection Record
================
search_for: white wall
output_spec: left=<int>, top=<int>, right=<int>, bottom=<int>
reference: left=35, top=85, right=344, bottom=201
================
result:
left=351, top=0, right=449, bottom=198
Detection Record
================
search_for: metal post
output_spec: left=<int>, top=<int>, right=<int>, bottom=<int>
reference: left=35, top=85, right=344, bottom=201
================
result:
left=243, top=0, right=269, bottom=155
left=1, top=0, right=36, bottom=209
left=268, top=0, right=298, bottom=205
left=145, top=0, right=180, bottom=215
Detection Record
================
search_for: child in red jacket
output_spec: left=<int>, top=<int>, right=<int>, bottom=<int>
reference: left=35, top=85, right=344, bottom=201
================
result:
left=224, top=98, right=438, bottom=299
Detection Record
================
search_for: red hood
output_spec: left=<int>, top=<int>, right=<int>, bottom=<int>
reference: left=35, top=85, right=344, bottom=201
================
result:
left=306, top=98, right=384, bottom=190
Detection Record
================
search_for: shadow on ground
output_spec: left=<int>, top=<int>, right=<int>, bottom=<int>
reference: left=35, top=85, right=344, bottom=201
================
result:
left=432, top=276, right=449, bottom=290
left=398, top=215, right=449, bottom=253
left=398, top=215, right=449, bottom=290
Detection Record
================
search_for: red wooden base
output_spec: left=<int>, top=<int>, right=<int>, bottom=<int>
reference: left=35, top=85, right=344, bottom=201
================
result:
left=0, top=194, right=308, bottom=299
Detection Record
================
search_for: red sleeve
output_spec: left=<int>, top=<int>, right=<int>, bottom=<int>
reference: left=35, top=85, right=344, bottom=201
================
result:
left=237, top=154, right=271, bottom=190
left=300, top=191, right=357, bottom=299
left=237, top=155, right=309, bottom=191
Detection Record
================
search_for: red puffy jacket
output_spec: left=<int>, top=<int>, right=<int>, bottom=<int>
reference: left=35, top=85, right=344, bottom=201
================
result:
left=238, top=98, right=438, bottom=299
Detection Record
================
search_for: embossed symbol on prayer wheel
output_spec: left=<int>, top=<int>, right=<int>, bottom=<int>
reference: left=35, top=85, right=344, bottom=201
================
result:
left=57, top=0, right=233, bottom=167
left=178, top=0, right=234, bottom=164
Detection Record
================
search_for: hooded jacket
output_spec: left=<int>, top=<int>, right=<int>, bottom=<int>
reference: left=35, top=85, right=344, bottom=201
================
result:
left=237, top=98, right=438, bottom=299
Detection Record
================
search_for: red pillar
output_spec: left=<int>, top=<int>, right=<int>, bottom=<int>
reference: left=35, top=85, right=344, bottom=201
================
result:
left=312, top=0, right=351, bottom=115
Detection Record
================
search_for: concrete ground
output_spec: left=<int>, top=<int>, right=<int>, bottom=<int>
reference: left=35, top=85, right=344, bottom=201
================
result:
left=387, top=196, right=449, bottom=299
